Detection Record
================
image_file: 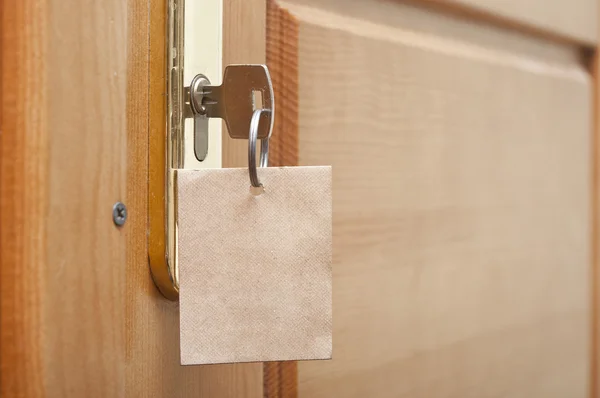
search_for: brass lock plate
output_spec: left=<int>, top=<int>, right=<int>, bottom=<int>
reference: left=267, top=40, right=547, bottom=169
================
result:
left=148, top=0, right=223, bottom=300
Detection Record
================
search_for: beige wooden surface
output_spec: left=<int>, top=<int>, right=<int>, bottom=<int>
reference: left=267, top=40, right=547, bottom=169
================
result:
left=223, top=0, right=267, bottom=167
left=284, top=0, right=597, bottom=46
left=1, top=0, right=265, bottom=396
left=269, top=0, right=592, bottom=397
left=422, top=0, right=598, bottom=45
left=43, top=0, right=127, bottom=395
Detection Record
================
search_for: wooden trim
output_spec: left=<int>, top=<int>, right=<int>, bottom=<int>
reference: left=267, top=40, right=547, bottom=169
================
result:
left=126, top=0, right=152, bottom=366
left=407, top=0, right=595, bottom=47
left=264, top=362, right=298, bottom=398
left=266, top=0, right=299, bottom=168
left=263, top=1, right=300, bottom=397
left=0, top=1, right=47, bottom=396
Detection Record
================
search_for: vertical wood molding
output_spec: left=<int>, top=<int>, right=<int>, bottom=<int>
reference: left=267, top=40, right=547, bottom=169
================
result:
left=0, top=1, right=47, bottom=396
left=266, top=0, right=299, bottom=167
left=264, top=362, right=298, bottom=398
left=264, top=1, right=300, bottom=397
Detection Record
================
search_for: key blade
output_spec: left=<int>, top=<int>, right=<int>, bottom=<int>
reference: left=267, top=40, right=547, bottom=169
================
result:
left=220, top=65, right=274, bottom=140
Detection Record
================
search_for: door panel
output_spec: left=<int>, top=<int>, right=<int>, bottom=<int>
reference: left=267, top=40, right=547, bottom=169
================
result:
left=282, top=0, right=598, bottom=45
left=428, top=0, right=597, bottom=44
left=267, top=1, right=592, bottom=396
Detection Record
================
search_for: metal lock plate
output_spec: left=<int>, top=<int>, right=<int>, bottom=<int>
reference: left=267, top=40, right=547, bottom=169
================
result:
left=149, top=0, right=274, bottom=300
left=148, top=0, right=223, bottom=300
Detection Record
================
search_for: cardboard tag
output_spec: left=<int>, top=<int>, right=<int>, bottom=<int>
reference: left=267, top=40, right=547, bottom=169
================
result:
left=177, top=166, right=332, bottom=364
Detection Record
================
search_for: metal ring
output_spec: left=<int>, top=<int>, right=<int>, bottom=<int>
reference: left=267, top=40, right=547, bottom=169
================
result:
left=248, top=109, right=272, bottom=188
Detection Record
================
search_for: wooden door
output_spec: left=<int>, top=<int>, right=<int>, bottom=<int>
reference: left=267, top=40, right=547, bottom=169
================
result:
left=1, top=0, right=597, bottom=397
left=1, top=0, right=265, bottom=396
left=266, top=0, right=597, bottom=397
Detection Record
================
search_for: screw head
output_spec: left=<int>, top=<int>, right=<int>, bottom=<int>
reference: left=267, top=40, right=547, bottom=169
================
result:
left=112, top=202, right=127, bottom=227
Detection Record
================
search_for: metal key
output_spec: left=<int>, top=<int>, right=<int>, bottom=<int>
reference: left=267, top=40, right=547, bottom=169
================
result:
left=188, top=65, right=275, bottom=161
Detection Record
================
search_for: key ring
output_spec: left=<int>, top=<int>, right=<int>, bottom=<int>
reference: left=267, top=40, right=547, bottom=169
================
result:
left=248, top=108, right=272, bottom=191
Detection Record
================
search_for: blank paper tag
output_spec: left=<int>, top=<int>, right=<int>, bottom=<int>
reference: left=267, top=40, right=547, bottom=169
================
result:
left=177, top=166, right=332, bottom=365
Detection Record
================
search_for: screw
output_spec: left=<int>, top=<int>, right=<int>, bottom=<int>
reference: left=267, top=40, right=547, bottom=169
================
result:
left=112, top=202, right=127, bottom=227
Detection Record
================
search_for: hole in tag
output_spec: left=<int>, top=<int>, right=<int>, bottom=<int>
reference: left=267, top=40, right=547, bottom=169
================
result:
left=250, top=184, right=265, bottom=196
left=252, top=90, right=263, bottom=110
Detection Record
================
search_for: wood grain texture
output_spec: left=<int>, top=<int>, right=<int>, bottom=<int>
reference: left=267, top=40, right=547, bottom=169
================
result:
left=269, top=1, right=592, bottom=397
left=267, top=0, right=299, bottom=167
left=264, top=362, right=298, bottom=398
left=2, top=0, right=127, bottom=395
left=128, top=0, right=263, bottom=396
left=264, top=2, right=300, bottom=396
left=1, top=0, right=128, bottom=395
left=428, top=0, right=597, bottom=45
left=1, top=1, right=47, bottom=396
left=284, top=0, right=597, bottom=47
left=223, top=0, right=267, bottom=168
left=1, top=0, right=265, bottom=396
left=45, top=0, right=128, bottom=395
